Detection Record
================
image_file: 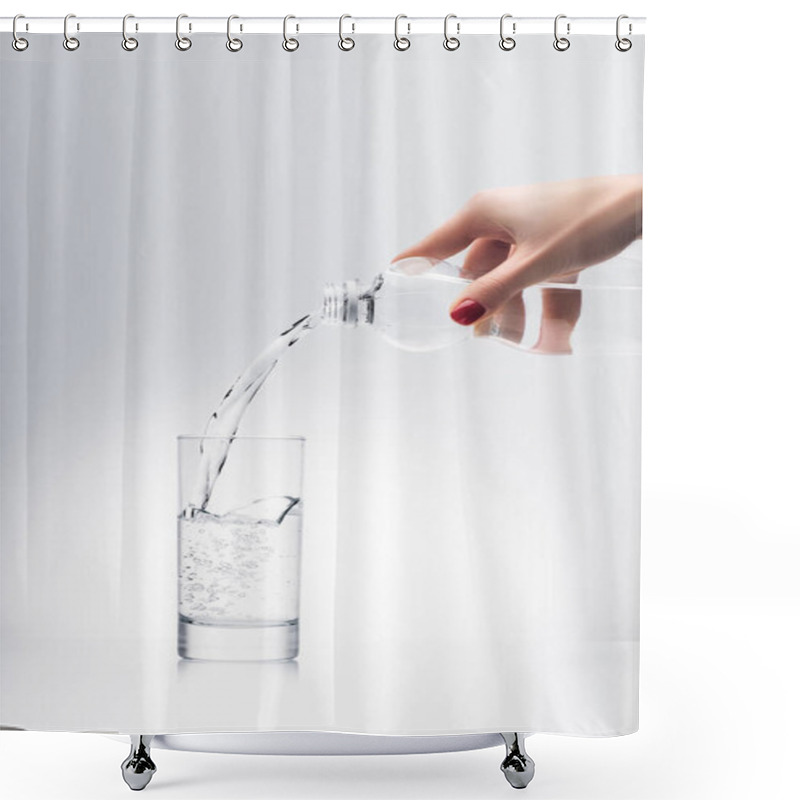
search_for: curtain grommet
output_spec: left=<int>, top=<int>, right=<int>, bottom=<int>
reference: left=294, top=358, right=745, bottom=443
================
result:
left=175, top=14, right=192, bottom=51
left=12, top=15, right=29, bottom=51
left=499, top=14, right=516, bottom=51
left=338, top=14, right=355, bottom=51
left=226, top=15, right=243, bottom=52
left=553, top=14, right=570, bottom=52
left=121, top=14, right=138, bottom=51
left=63, top=13, right=80, bottom=51
left=443, top=14, right=460, bottom=51
left=283, top=15, right=299, bottom=52
left=394, top=15, right=410, bottom=51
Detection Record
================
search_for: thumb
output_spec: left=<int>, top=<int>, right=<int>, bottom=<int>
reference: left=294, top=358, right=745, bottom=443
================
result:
left=448, top=256, right=527, bottom=326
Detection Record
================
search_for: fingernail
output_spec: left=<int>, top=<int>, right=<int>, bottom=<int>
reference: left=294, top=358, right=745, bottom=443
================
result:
left=450, top=299, right=486, bottom=325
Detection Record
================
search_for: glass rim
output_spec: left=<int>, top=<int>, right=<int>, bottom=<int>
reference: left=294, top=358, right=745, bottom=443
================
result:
left=178, top=434, right=305, bottom=442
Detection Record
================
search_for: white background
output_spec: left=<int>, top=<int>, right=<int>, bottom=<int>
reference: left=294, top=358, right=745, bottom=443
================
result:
left=1, top=1, right=798, bottom=799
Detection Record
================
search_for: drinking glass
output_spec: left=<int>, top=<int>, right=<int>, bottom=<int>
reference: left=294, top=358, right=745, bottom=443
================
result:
left=177, top=436, right=304, bottom=661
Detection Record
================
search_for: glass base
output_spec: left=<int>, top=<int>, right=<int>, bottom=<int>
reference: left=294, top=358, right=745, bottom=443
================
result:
left=179, top=618, right=298, bottom=662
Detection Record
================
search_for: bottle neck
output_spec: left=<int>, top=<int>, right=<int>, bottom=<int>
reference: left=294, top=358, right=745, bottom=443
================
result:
left=321, top=275, right=382, bottom=327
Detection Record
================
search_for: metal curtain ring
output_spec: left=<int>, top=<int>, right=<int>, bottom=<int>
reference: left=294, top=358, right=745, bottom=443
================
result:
left=338, top=14, right=355, bottom=51
left=615, top=14, right=632, bottom=51
left=175, top=14, right=192, bottom=50
left=283, top=15, right=299, bottom=51
left=499, top=14, right=516, bottom=50
left=63, top=13, right=80, bottom=51
left=553, top=14, right=570, bottom=51
left=394, top=15, right=410, bottom=50
left=122, top=14, right=138, bottom=51
left=226, top=15, right=243, bottom=51
left=12, top=14, right=28, bottom=51
left=443, top=14, right=460, bottom=51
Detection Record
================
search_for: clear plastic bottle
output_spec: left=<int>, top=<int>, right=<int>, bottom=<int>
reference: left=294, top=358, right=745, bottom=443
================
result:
left=321, top=255, right=641, bottom=355
left=322, top=258, right=471, bottom=352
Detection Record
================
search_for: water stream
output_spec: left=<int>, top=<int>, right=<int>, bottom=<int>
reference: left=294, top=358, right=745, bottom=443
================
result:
left=184, top=312, right=320, bottom=515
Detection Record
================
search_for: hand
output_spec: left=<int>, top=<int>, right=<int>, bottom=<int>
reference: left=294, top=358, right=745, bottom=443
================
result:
left=393, top=175, right=642, bottom=353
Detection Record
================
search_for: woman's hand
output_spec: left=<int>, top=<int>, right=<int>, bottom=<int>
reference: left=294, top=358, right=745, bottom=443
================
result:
left=393, top=175, right=642, bottom=352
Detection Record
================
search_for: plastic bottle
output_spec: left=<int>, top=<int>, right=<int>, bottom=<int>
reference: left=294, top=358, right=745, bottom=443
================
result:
left=321, top=255, right=641, bottom=355
left=321, top=258, right=474, bottom=352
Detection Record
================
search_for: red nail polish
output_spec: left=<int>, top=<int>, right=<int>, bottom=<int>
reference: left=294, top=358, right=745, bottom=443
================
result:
left=450, top=299, right=486, bottom=325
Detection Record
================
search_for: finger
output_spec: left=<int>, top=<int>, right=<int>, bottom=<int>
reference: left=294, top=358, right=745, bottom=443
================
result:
left=389, top=238, right=506, bottom=278
left=532, top=287, right=583, bottom=354
left=392, top=203, right=502, bottom=264
left=448, top=250, right=531, bottom=326
left=454, top=238, right=513, bottom=329
left=461, top=238, right=511, bottom=280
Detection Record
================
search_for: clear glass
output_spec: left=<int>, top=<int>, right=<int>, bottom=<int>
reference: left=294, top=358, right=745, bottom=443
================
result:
left=177, top=436, right=304, bottom=662
left=322, top=254, right=641, bottom=355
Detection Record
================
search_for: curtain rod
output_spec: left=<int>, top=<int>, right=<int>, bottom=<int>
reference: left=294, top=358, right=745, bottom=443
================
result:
left=0, top=16, right=646, bottom=36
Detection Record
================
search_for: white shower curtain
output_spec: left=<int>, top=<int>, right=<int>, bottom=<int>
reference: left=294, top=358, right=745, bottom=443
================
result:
left=1, top=27, right=643, bottom=735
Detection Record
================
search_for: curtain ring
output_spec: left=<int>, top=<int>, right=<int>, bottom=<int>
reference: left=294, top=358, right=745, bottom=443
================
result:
left=226, top=15, right=243, bottom=52
left=12, top=14, right=29, bottom=52
left=443, top=14, right=460, bottom=51
left=615, top=15, right=632, bottom=51
left=121, top=14, right=138, bottom=51
left=499, top=14, right=516, bottom=51
left=553, top=14, right=570, bottom=52
left=394, top=14, right=410, bottom=51
left=338, top=14, right=355, bottom=51
left=175, top=14, right=192, bottom=50
left=63, top=13, right=80, bottom=51
left=283, top=15, right=299, bottom=51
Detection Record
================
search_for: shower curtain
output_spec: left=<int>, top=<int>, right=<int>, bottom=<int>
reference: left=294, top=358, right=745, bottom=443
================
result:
left=1, top=22, right=644, bottom=736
